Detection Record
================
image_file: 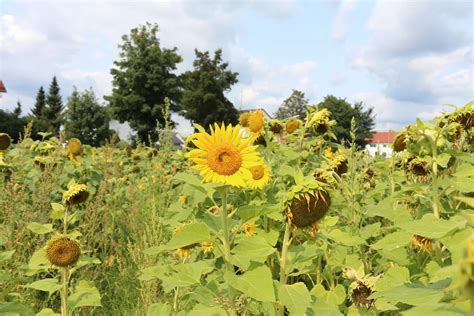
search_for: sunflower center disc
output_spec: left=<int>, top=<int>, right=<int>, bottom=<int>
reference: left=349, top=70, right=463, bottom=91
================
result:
left=208, top=145, right=242, bottom=176
left=250, top=165, right=264, bottom=180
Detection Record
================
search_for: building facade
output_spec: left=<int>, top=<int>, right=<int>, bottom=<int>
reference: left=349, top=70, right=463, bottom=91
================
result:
left=365, top=131, right=396, bottom=157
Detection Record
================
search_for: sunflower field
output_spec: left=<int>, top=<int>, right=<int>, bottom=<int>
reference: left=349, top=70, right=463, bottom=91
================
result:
left=0, top=102, right=473, bottom=316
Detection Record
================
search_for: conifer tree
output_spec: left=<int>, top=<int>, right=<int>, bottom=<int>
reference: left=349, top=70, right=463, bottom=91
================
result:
left=32, top=86, right=46, bottom=117
left=181, top=49, right=239, bottom=128
left=44, top=76, right=64, bottom=134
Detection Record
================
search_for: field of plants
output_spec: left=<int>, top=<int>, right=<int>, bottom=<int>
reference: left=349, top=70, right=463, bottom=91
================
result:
left=0, top=103, right=473, bottom=316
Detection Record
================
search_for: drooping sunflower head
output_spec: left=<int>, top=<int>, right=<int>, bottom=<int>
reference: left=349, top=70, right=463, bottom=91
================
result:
left=63, top=183, right=90, bottom=206
left=349, top=277, right=377, bottom=308
left=313, top=168, right=336, bottom=187
left=411, top=234, right=433, bottom=253
left=328, top=150, right=349, bottom=176
left=408, top=157, right=430, bottom=176
left=285, top=119, right=301, bottom=134
left=239, top=112, right=251, bottom=127
left=306, top=108, right=335, bottom=134
left=185, top=123, right=262, bottom=187
left=449, top=104, right=474, bottom=130
left=393, top=132, right=406, bottom=152
left=200, top=241, right=214, bottom=253
left=287, top=185, right=331, bottom=228
left=246, top=164, right=271, bottom=189
left=242, top=223, right=257, bottom=237
left=45, top=235, right=81, bottom=267
left=269, top=120, right=284, bottom=134
left=247, top=110, right=265, bottom=136
left=67, top=138, right=82, bottom=156
left=324, top=147, right=334, bottom=159
left=131, top=166, right=141, bottom=173
left=0, top=133, right=12, bottom=151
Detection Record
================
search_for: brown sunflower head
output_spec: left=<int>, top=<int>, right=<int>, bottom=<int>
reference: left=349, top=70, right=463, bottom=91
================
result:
left=0, top=133, right=12, bottom=151
left=46, top=236, right=81, bottom=267
left=393, top=132, right=406, bottom=152
left=67, top=138, right=82, bottom=156
left=253, top=135, right=267, bottom=147
left=132, top=154, right=141, bottom=161
left=132, top=166, right=141, bottom=173
left=269, top=120, right=284, bottom=134
left=408, top=157, right=430, bottom=176
left=349, top=279, right=375, bottom=308
left=63, top=183, right=90, bottom=205
left=329, top=152, right=349, bottom=176
left=288, top=190, right=331, bottom=228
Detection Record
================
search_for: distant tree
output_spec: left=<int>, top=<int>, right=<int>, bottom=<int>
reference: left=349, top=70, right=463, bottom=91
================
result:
left=105, top=23, right=182, bottom=143
left=13, top=101, right=22, bottom=118
left=43, top=76, right=64, bottom=134
left=31, top=86, right=46, bottom=117
left=0, top=109, right=28, bottom=142
left=317, top=95, right=375, bottom=148
left=65, top=87, right=111, bottom=146
left=275, top=90, right=308, bottom=120
left=181, top=49, right=239, bottom=128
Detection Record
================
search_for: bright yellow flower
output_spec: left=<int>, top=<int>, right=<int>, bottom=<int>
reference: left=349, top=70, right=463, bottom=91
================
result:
left=247, top=110, right=265, bottom=137
left=178, top=195, right=186, bottom=205
left=201, top=241, right=214, bottom=253
left=285, top=119, right=301, bottom=134
left=185, top=123, right=262, bottom=187
left=324, top=147, right=334, bottom=159
left=246, top=164, right=271, bottom=189
left=243, top=223, right=257, bottom=237
left=239, top=112, right=251, bottom=127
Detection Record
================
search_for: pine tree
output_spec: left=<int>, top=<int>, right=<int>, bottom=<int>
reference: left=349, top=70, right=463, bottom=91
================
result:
left=32, top=86, right=46, bottom=117
left=181, top=49, right=239, bottom=129
left=44, top=76, right=64, bottom=134
left=13, top=101, right=22, bottom=118
left=275, top=90, right=308, bottom=120
left=105, top=23, right=182, bottom=143
left=65, top=87, right=111, bottom=146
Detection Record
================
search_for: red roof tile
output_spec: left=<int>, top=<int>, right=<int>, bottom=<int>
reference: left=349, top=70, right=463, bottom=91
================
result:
left=0, top=80, right=6, bottom=93
left=368, top=131, right=396, bottom=143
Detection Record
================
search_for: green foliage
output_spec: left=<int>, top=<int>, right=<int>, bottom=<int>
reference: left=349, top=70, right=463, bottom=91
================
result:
left=65, top=87, right=111, bottom=146
left=275, top=89, right=308, bottom=120
left=105, top=22, right=182, bottom=143
left=181, top=49, right=239, bottom=129
left=317, top=95, right=375, bottom=148
left=32, top=86, right=46, bottom=117
left=43, top=76, right=65, bottom=135
left=0, top=109, right=28, bottom=142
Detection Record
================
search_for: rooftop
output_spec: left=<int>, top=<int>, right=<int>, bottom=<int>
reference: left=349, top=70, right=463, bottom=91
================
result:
left=368, top=131, right=396, bottom=144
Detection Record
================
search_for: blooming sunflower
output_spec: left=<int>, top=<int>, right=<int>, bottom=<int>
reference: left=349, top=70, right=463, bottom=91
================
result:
left=178, top=195, right=187, bottom=205
left=63, top=183, right=90, bottom=206
left=185, top=123, right=262, bottom=187
left=242, top=223, right=257, bottom=237
left=45, top=235, right=81, bottom=267
left=247, top=110, right=265, bottom=137
left=411, top=234, right=433, bottom=253
left=246, top=164, right=271, bottom=189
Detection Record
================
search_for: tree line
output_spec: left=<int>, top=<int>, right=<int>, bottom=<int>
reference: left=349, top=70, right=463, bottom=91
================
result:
left=1, top=22, right=375, bottom=146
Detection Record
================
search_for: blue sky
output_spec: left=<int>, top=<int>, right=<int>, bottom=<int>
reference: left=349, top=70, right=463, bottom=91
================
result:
left=0, top=0, right=472, bottom=136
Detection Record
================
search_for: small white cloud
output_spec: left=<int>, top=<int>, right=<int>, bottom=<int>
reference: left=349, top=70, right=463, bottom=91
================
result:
left=331, top=0, right=356, bottom=41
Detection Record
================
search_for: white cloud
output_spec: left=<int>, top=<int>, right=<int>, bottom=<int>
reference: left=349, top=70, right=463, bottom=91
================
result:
left=332, top=0, right=356, bottom=41
left=350, top=0, right=473, bottom=130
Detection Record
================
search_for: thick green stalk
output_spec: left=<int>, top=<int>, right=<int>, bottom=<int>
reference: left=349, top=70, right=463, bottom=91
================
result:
left=278, top=223, right=292, bottom=316
left=431, top=140, right=441, bottom=219
left=219, top=188, right=236, bottom=316
left=61, top=205, right=69, bottom=316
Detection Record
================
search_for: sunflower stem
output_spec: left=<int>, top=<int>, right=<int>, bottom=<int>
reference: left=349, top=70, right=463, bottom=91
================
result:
left=60, top=205, right=69, bottom=315
left=60, top=267, right=69, bottom=316
left=219, top=187, right=236, bottom=316
left=278, top=222, right=292, bottom=316
left=430, top=137, right=441, bottom=219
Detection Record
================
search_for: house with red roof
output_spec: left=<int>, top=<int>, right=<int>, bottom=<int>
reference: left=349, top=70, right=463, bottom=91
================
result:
left=365, top=131, right=396, bottom=156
